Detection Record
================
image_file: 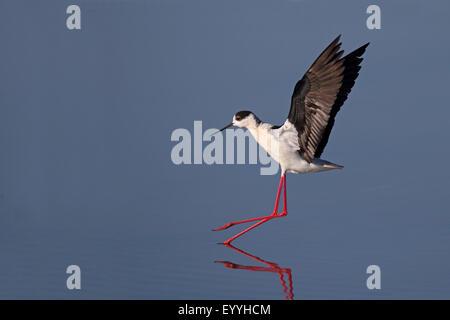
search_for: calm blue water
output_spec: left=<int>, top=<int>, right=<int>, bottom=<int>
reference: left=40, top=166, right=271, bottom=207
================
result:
left=0, top=0, right=449, bottom=299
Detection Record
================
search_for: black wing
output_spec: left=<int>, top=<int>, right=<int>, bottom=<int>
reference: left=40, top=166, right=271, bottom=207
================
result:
left=287, top=35, right=369, bottom=162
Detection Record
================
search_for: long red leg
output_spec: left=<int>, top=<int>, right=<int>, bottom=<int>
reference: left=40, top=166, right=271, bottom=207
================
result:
left=271, top=173, right=284, bottom=214
left=214, top=173, right=288, bottom=244
left=213, top=174, right=285, bottom=231
left=222, top=218, right=271, bottom=244
left=281, top=172, right=287, bottom=216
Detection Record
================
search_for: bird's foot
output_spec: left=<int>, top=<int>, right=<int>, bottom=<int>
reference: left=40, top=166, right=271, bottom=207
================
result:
left=212, top=211, right=287, bottom=231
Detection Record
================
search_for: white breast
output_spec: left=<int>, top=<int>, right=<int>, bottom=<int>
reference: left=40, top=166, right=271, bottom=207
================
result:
left=247, top=120, right=299, bottom=165
left=248, top=123, right=282, bottom=163
left=248, top=120, right=332, bottom=174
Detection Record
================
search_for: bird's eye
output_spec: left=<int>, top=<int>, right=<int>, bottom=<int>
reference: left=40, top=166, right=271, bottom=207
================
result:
left=235, top=116, right=241, bottom=121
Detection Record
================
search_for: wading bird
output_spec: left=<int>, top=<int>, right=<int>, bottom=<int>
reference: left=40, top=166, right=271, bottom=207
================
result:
left=213, top=36, right=369, bottom=244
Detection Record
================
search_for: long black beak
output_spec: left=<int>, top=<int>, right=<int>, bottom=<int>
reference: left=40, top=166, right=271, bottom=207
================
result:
left=211, top=123, right=233, bottom=136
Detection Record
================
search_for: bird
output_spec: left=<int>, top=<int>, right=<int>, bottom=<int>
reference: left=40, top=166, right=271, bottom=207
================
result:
left=213, top=35, right=369, bottom=244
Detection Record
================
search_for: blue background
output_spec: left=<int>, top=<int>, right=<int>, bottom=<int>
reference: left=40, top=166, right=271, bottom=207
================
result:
left=0, top=0, right=449, bottom=299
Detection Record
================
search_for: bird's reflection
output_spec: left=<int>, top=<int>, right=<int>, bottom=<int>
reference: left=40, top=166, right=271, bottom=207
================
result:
left=215, top=244, right=294, bottom=300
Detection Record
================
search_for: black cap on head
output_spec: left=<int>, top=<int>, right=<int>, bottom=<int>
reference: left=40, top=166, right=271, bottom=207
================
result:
left=234, top=110, right=252, bottom=121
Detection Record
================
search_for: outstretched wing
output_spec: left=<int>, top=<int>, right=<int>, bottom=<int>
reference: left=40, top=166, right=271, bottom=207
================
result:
left=286, top=35, right=369, bottom=162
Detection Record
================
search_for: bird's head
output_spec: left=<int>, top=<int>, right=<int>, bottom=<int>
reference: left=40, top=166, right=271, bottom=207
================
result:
left=218, top=110, right=260, bottom=133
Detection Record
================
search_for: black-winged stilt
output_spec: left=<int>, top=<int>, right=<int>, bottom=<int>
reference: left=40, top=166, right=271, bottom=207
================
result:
left=213, top=35, right=369, bottom=244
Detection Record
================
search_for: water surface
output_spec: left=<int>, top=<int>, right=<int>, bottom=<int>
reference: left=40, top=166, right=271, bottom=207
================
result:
left=0, top=0, right=449, bottom=299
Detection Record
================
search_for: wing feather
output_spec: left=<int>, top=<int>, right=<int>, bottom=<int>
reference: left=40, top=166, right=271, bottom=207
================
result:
left=286, top=36, right=369, bottom=162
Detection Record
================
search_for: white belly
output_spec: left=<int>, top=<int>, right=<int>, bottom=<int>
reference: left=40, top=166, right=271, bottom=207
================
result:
left=248, top=122, right=336, bottom=174
left=279, top=149, right=333, bottom=174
